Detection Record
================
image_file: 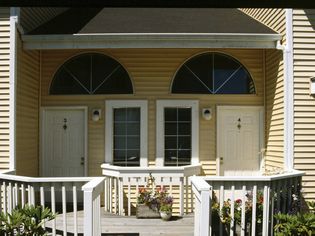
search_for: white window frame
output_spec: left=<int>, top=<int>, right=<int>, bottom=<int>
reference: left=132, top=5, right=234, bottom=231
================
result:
left=105, top=100, right=148, bottom=167
left=156, top=100, right=199, bottom=166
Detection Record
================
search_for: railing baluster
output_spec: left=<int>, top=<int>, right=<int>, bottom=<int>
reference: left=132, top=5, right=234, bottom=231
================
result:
left=262, top=185, right=270, bottom=236
left=51, top=186, right=56, bottom=236
left=62, top=185, right=67, bottom=236
left=251, top=185, right=257, bottom=236
left=8, top=182, right=12, bottom=213
left=73, top=185, right=78, bottom=236
left=114, top=178, right=117, bottom=214
left=104, top=178, right=108, bottom=212
left=241, top=185, right=246, bottom=236
left=3, top=181, right=7, bottom=214
left=119, top=177, right=124, bottom=215
left=40, top=186, right=45, bottom=207
left=109, top=177, right=113, bottom=213
left=185, top=176, right=189, bottom=214
left=31, top=185, right=35, bottom=205
left=21, top=183, right=25, bottom=207
left=179, top=177, right=184, bottom=216
left=230, top=185, right=235, bottom=236
left=128, top=178, right=131, bottom=216
left=14, top=183, right=18, bottom=208
left=169, top=177, right=173, bottom=195
left=219, top=185, right=224, bottom=236
left=27, top=184, right=31, bottom=204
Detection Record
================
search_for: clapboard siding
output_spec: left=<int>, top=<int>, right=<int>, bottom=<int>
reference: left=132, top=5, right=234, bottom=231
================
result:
left=40, top=49, right=264, bottom=176
left=15, top=34, right=39, bottom=176
left=20, top=7, right=68, bottom=33
left=0, top=8, right=10, bottom=171
left=293, top=9, right=315, bottom=200
left=241, top=9, right=286, bottom=170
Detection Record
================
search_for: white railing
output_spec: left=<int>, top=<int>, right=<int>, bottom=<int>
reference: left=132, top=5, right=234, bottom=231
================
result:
left=82, top=177, right=105, bottom=236
left=191, top=170, right=304, bottom=236
left=101, top=163, right=201, bottom=216
left=0, top=171, right=105, bottom=236
left=191, top=176, right=211, bottom=236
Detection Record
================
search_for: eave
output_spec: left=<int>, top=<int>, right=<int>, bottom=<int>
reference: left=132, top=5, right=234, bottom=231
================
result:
left=22, top=33, right=282, bottom=50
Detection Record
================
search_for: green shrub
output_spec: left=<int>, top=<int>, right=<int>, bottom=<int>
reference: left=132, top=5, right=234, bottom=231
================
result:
left=274, top=212, right=315, bottom=236
left=0, top=204, right=55, bottom=236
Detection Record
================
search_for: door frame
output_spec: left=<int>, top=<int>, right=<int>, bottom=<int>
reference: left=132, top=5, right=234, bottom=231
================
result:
left=40, top=106, right=88, bottom=177
left=216, top=105, right=264, bottom=176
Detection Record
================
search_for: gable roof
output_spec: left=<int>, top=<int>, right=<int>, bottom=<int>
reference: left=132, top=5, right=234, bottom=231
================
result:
left=28, top=8, right=276, bottom=35
left=22, top=8, right=281, bottom=49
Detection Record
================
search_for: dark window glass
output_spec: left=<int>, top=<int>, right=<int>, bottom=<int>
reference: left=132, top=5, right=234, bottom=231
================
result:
left=50, top=53, right=133, bottom=95
left=172, top=52, right=255, bottom=94
left=164, top=108, right=191, bottom=166
left=113, top=108, right=140, bottom=166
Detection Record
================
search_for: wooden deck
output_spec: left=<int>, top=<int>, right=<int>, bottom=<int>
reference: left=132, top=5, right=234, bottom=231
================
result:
left=46, top=208, right=194, bottom=236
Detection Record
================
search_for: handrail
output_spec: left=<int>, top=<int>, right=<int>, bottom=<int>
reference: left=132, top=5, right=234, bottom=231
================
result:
left=102, top=163, right=202, bottom=177
left=0, top=172, right=93, bottom=183
left=203, top=169, right=304, bottom=182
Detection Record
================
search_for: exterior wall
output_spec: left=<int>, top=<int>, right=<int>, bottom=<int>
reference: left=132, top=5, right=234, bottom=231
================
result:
left=40, top=49, right=264, bottom=176
left=15, top=34, right=39, bottom=176
left=293, top=9, right=315, bottom=201
left=20, top=7, right=68, bottom=33
left=0, top=8, right=11, bottom=171
left=241, top=9, right=286, bottom=170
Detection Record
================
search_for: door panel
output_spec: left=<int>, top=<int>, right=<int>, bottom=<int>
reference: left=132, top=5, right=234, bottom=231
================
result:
left=218, top=107, right=262, bottom=176
left=42, top=109, right=86, bottom=177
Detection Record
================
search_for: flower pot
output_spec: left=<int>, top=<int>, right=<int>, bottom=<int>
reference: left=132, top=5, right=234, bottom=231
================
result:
left=160, top=211, right=172, bottom=221
left=136, top=204, right=160, bottom=218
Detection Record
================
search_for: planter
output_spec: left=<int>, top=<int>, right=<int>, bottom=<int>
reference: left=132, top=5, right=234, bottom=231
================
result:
left=160, top=211, right=172, bottom=221
left=136, top=204, right=160, bottom=218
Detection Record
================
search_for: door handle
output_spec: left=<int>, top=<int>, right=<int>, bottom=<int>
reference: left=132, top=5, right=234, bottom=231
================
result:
left=80, top=157, right=85, bottom=165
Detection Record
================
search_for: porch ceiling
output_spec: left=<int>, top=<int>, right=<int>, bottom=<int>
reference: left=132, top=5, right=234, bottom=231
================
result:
left=22, top=8, right=281, bottom=49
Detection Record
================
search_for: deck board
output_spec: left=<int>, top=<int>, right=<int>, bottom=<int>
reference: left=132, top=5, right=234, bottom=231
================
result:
left=46, top=208, right=194, bottom=236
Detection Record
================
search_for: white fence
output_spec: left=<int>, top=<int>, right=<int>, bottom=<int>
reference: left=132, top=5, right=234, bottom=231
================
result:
left=191, top=170, right=304, bottom=236
left=101, top=163, right=201, bottom=216
left=0, top=171, right=105, bottom=236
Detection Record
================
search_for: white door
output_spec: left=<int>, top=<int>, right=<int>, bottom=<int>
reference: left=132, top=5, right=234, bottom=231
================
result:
left=217, top=106, right=263, bottom=176
left=42, top=108, right=86, bottom=177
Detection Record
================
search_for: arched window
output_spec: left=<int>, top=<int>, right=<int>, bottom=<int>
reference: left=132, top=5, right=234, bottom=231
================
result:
left=172, top=52, right=255, bottom=94
left=50, top=53, right=133, bottom=95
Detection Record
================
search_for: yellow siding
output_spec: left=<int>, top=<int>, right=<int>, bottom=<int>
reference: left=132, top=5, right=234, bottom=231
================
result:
left=15, top=34, right=39, bottom=176
left=293, top=9, right=315, bottom=201
left=241, top=8, right=286, bottom=170
left=40, top=49, right=264, bottom=176
left=0, top=8, right=10, bottom=171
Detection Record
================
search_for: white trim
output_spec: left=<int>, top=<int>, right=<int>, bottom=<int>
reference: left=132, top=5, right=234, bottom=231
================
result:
left=283, top=9, right=294, bottom=171
left=216, top=106, right=265, bottom=175
left=156, top=100, right=199, bottom=167
left=105, top=100, right=148, bottom=167
left=9, top=8, right=19, bottom=171
left=40, top=106, right=88, bottom=176
left=22, top=33, right=281, bottom=50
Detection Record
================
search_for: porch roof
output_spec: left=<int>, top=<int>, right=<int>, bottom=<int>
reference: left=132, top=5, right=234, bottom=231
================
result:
left=22, top=8, right=281, bottom=49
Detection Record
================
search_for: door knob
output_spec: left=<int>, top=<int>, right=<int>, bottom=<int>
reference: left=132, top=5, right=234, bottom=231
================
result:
left=220, top=157, right=223, bottom=164
left=80, top=157, right=85, bottom=165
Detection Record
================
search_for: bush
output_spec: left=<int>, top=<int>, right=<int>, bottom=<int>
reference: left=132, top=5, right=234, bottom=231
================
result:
left=0, top=204, right=55, bottom=236
left=274, top=212, right=315, bottom=236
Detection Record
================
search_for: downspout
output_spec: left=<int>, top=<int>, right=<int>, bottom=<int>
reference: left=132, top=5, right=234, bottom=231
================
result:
left=9, top=7, right=19, bottom=171
left=277, top=9, right=294, bottom=171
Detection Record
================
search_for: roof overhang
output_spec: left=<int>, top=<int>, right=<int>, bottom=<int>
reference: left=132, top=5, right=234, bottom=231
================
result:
left=22, top=33, right=281, bottom=50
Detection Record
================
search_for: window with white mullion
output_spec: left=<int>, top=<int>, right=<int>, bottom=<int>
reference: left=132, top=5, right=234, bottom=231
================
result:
left=113, top=107, right=140, bottom=166
left=164, top=107, right=192, bottom=166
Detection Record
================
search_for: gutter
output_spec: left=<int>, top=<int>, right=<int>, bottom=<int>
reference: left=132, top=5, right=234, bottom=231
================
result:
left=22, top=33, right=281, bottom=50
left=277, top=9, right=294, bottom=171
left=9, top=7, right=19, bottom=171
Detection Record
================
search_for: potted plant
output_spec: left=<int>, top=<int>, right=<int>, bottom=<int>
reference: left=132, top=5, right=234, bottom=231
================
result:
left=156, top=187, right=173, bottom=221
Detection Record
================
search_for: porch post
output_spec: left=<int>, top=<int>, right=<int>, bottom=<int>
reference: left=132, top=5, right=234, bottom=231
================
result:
left=283, top=9, right=294, bottom=171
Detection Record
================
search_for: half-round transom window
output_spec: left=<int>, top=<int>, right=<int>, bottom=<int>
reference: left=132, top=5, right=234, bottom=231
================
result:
left=50, top=53, right=133, bottom=95
left=172, top=52, right=255, bottom=94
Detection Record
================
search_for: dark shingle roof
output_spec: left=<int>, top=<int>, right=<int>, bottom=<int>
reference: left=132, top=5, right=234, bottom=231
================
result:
left=28, top=8, right=277, bottom=35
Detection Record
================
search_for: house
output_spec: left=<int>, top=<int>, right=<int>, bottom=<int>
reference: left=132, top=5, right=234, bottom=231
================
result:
left=0, top=6, right=313, bottom=235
